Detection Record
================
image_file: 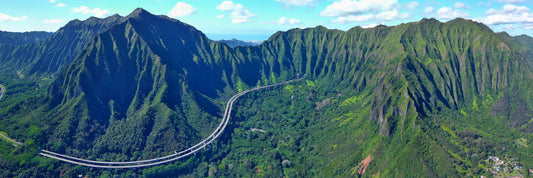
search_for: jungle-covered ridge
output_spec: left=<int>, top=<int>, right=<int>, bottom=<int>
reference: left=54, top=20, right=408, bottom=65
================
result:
left=0, top=8, right=533, bottom=177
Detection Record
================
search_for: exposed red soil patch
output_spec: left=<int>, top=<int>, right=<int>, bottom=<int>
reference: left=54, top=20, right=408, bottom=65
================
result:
left=358, top=155, right=371, bottom=175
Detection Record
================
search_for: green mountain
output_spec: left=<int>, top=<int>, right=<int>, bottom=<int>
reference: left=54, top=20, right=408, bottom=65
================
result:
left=45, top=8, right=230, bottom=159
left=514, top=34, right=533, bottom=66
left=1, top=9, right=533, bottom=177
left=0, top=30, right=52, bottom=45
left=0, top=14, right=124, bottom=78
left=515, top=34, right=533, bottom=48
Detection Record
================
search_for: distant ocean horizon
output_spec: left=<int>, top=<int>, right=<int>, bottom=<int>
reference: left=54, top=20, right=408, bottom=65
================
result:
left=206, top=33, right=270, bottom=42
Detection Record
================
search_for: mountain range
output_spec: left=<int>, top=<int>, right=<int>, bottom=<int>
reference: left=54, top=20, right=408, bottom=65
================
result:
left=0, top=30, right=52, bottom=45
left=0, top=8, right=533, bottom=177
left=0, top=14, right=124, bottom=78
left=218, top=38, right=262, bottom=48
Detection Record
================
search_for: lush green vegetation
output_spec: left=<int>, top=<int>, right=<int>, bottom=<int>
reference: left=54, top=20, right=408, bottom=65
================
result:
left=1, top=9, right=533, bottom=177
left=0, top=14, right=124, bottom=78
left=0, top=30, right=51, bottom=45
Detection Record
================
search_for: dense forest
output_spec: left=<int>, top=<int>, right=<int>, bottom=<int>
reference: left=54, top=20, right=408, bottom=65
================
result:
left=0, top=8, right=533, bottom=177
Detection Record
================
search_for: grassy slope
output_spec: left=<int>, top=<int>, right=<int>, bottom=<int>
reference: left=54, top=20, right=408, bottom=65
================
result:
left=1, top=14, right=533, bottom=177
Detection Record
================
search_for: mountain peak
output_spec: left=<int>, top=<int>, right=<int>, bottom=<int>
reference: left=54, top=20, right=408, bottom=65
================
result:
left=315, top=25, right=328, bottom=30
left=126, top=8, right=154, bottom=19
left=448, top=17, right=470, bottom=22
left=131, top=7, right=149, bottom=14
left=420, top=18, right=440, bottom=24
left=124, top=8, right=179, bottom=24
left=447, top=17, right=493, bottom=32
left=517, top=34, right=533, bottom=38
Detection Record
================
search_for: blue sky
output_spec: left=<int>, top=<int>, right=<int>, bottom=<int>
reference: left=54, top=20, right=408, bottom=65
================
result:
left=0, top=0, right=532, bottom=41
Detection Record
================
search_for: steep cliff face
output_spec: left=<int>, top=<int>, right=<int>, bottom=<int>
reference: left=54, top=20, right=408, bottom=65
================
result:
left=514, top=34, right=533, bottom=66
left=28, top=15, right=125, bottom=76
left=46, top=9, right=224, bottom=158
left=2, top=8, right=533, bottom=176
left=44, top=9, right=533, bottom=162
left=254, top=18, right=533, bottom=136
left=0, top=14, right=124, bottom=77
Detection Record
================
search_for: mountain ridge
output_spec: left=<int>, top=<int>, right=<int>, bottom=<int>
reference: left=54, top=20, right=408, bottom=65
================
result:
left=218, top=38, right=261, bottom=48
left=1, top=8, right=533, bottom=177
left=0, top=30, right=52, bottom=45
left=44, top=8, right=533, bottom=171
left=0, top=13, right=125, bottom=78
left=46, top=9, right=233, bottom=159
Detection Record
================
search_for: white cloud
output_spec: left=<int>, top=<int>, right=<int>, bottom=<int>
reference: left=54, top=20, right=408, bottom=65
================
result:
left=331, top=9, right=409, bottom=23
left=216, top=1, right=255, bottom=23
left=363, top=23, right=380, bottom=28
left=497, top=0, right=525, bottom=4
left=216, top=1, right=237, bottom=11
left=332, top=14, right=375, bottom=23
left=453, top=2, right=470, bottom=9
left=56, top=3, right=66, bottom=7
left=436, top=7, right=469, bottom=19
left=424, top=7, right=434, bottom=14
left=275, top=0, right=323, bottom=7
left=480, top=4, right=533, bottom=25
left=485, top=4, right=529, bottom=15
left=322, top=0, right=416, bottom=24
left=168, top=2, right=196, bottom=18
left=525, top=23, right=533, bottom=29
left=72, top=6, right=109, bottom=18
left=503, top=24, right=519, bottom=29
left=43, top=19, right=64, bottom=23
left=0, top=13, right=27, bottom=22
left=275, top=17, right=301, bottom=25
left=49, top=0, right=57, bottom=3
left=376, top=9, right=410, bottom=21
left=320, top=0, right=398, bottom=17
left=217, top=14, right=225, bottom=19
left=404, top=1, right=419, bottom=10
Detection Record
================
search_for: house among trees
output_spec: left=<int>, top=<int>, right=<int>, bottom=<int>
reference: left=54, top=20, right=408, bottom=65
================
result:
left=494, top=166, right=502, bottom=172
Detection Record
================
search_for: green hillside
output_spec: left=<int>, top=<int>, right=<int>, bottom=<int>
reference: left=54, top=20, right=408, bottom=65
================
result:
left=1, top=9, right=533, bottom=177
left=0, top=14, right=124, bottom=78
left=0, top=30, right=52, bottom=45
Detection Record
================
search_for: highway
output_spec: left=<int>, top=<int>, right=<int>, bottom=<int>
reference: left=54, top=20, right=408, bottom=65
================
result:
left=40, top=76, right=304, bottom=168
left=0, top=84, right=4, bottom=101
left=0, top=84, right=24, bottom=147
left=0, top=132, right=23, bottom=147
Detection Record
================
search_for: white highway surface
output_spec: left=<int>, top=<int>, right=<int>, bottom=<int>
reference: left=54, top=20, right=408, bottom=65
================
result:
left=40, top=77, right=304, bottom=168
left=0, top=84, right=4, bottom=101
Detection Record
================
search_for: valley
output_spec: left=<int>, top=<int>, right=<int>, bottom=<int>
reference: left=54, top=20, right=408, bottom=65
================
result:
left=39, top=76, right=303, bottom=168
left=0, top=7, right=532, bottom=177
left=0, top=84, right=24, bottom=147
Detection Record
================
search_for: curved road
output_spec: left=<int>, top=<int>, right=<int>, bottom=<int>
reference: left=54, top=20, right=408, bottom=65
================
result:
left=40, top=77, right=304, bottom=168
left=0, top=133, right=23, bottom=147
left=0, top=84, right=4, bottom=101
left=0, top=84, right=24, bottom=147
